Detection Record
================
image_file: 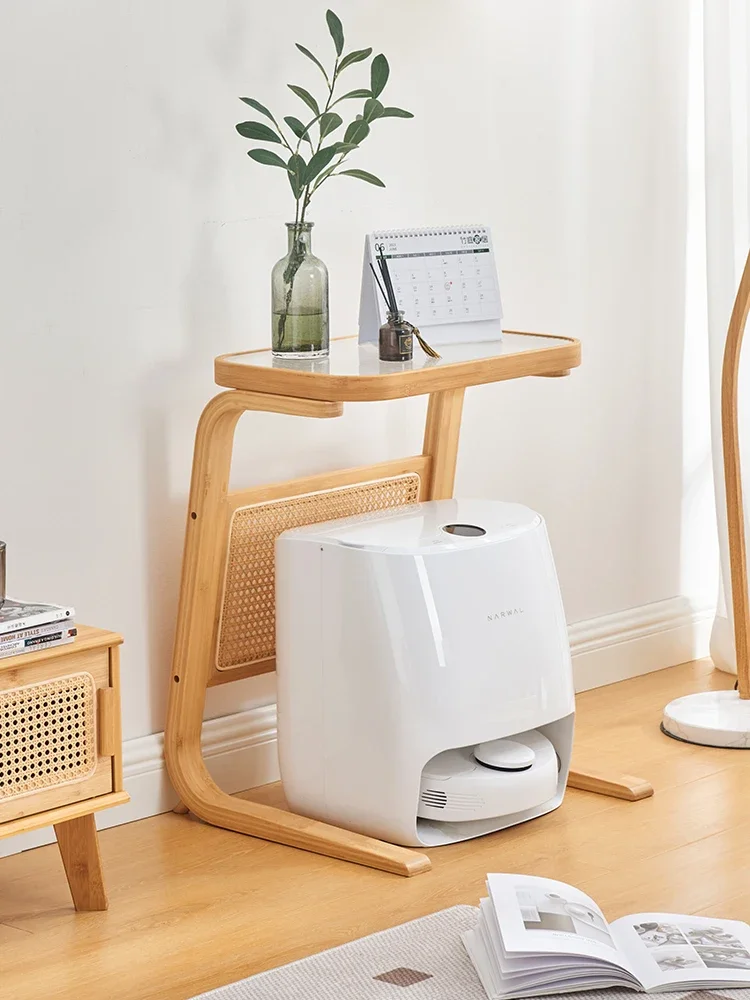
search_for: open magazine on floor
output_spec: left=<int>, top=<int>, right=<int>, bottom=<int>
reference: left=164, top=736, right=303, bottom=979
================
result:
left=463, top=874, right=750, bottom=998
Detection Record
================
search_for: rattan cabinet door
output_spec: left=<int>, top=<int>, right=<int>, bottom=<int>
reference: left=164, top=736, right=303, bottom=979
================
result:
left=0, top=647, right=113, bottom=824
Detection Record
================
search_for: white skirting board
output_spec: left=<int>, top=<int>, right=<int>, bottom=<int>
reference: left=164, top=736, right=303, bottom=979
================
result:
left=569, top=596, right=713, bottom=692
left=0, top=596, right=712, bottom=859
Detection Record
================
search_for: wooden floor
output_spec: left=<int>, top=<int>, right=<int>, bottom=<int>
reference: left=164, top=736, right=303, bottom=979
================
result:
left=2, top=660, right=750, bottom=1000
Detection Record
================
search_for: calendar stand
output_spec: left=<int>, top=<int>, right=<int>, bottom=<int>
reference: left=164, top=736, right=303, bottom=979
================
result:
left=359, top=225, right=504, bottom=347
left=164, top=332, right=653, bottom=879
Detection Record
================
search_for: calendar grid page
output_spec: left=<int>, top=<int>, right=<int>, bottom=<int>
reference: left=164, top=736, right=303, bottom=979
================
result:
left=370, top=226, right=503, bottom=327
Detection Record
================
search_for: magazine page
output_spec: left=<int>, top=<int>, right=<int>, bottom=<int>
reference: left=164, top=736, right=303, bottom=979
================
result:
left=487, top=874, right=630, bottom=966
left=477, top=898, right=611, bottom=978
left=611, top=913, right=750, bottom=991
left=465, top=914, right=638, bottom=1000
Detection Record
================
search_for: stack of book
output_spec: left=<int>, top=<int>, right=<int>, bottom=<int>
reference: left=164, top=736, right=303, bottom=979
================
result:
left=0, top=599, right=77, bottom=660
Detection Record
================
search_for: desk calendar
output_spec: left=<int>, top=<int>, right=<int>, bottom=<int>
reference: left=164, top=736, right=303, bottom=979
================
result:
left=358, top=225, right=503, bottom=346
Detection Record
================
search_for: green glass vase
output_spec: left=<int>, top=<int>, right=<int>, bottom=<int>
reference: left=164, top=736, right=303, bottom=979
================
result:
left=271, top=222, right=329, bottom=358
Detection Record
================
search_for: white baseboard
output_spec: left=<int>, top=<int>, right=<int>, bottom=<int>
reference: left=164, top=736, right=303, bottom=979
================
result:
left=569, top=596, right=713, bottom=692
left=0, top=596, right=713, bottom=859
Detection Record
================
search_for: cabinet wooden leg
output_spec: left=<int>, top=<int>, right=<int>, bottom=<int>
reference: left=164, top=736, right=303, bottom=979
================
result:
left=54, top=813, right=108, bottom=911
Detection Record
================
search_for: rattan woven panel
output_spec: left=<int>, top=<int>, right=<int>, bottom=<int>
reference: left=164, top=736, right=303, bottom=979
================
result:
left=216, top=473, right=421, bottom=670
left=0, top=672, right=97, bottom=799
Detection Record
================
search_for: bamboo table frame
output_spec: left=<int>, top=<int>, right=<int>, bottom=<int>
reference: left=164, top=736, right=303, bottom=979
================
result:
left=165, top=332, right=653, bottom=878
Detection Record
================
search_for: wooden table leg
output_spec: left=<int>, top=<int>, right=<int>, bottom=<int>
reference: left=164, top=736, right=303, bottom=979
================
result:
left=54, top=813, right=108, bottom=911
left=567, top=769, right=653, bottom=801
left=423, top=388, right=465, bottom=499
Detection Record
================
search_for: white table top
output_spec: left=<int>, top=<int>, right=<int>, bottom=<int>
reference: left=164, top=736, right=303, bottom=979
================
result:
left=223, top=333, right=567, bottom=374
left=214, top=332, right=580, bottom=402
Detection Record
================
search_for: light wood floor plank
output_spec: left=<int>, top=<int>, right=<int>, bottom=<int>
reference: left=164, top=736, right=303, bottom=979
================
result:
left=0, top=658, right=747, bottom=1000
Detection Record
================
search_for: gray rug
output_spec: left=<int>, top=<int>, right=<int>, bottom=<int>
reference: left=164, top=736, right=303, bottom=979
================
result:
left=191, top=905, right=750, bottom=1000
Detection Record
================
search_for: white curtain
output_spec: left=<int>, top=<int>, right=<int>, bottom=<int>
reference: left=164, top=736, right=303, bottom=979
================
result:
left=705, top=0, right=750, bottom=672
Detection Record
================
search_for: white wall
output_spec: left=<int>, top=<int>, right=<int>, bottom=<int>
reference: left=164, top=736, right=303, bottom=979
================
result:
left=0, top=1, right=715, bottom=752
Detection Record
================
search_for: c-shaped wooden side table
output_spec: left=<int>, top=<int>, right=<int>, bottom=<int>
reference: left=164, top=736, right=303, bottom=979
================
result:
left=165, top=332, right=653, bottom=877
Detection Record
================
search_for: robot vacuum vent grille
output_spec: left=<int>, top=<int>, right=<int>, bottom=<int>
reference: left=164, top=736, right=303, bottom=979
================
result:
left=421, top=789, right=488, bottom=812
left=444, top=794, right=486, bottom=811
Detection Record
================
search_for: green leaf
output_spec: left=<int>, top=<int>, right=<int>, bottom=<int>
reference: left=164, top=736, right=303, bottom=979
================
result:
left=332, top=141, right=358, bottom=152
left=287, top=153, right=307, bottom=198
left=326, top=9, right=344, bottom=56
left=363, top=98, right=384, bottom=122
left=236, top=120, right=281, bottom=143
left=315, top=165, right=338, bottom=187
left=343, top=118, right=370, bottom=145
left=248, top=148, right=289, bottom=168
left=319, top=111, right=343, bottom=138
left=304, top=145, right=339, bottom=183
left=380, top=106, right=414, bottom=118
left=288, top=84, right=320, bottom=116
left=295, top=43, right=329, bottom=81
left=338, top=47, right=372, bottom=71
left=339, top=168, right=386, bottom=187
left=370, top=53, right=389, bottom=98
left=335, top=88, right=372, bottom=101
left=239, top=98, right=274, bottom=120
left=284, top=115, right=310, bottom=140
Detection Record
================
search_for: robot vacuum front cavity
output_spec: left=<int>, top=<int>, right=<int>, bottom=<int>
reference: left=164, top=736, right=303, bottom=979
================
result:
left=418, top=730, right=559, bottom=823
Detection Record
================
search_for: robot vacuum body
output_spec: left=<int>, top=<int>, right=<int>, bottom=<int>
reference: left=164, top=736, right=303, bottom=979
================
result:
left=276, top=497, right=575, bottom=847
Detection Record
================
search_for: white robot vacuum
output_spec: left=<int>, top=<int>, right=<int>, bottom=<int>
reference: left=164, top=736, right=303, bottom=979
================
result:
left=275, top=497, right=575, bottom=848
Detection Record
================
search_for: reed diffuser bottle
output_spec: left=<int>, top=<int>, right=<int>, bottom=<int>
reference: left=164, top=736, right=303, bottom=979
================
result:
left=379, top=310, right=413, bottom=362
left=371, top=249, right=439, bottom=363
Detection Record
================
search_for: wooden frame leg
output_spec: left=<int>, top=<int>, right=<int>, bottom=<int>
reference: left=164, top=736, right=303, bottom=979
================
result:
left=423, top=388, right=465, bottom=499
left=54, top=814, right=108, bottom=911
left=567, top=769, right=653, bottom=801
left=165, top=391, right=431, bottom=877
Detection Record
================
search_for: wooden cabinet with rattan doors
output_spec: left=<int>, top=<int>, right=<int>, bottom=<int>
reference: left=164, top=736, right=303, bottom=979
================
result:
left=0, top=625, right=129, bottom=910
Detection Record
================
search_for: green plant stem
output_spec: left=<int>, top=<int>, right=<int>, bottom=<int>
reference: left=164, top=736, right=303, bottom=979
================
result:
left=278, top=57, right=341, bottom=348
left=267, top=111, right=297, bottom=155
left=277, top=195, right=306, bottom=349
left=298, top=54, right=341, bottom=217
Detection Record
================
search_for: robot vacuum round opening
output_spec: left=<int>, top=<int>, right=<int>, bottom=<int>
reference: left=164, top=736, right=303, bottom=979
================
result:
left=441, top=523, right=486, bottom=536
